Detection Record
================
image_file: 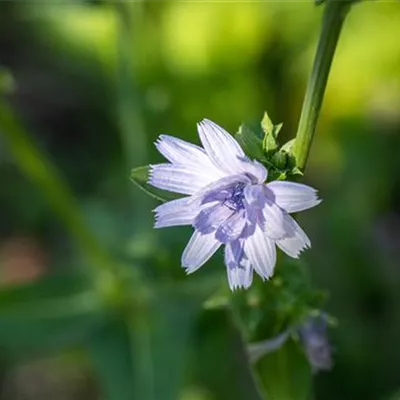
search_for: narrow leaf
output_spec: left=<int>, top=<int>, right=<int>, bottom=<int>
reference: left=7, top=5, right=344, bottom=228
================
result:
left=194, top=308, right=264, bottom=400
left=255, top=338, right=312, bottom=400
left=248, top=330, right=291, bottom=363
left=89, top=290, right=201, bottom=400
left=88, top=318, right=136, bottom=400
left=261, top=111, right=275, bottom=138
left=261, top=111, right=283, bottom=154
left=150, top=293, right=199, bottom=400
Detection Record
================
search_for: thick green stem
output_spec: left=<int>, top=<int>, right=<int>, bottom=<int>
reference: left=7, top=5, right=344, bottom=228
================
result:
left=293, top=0, right=351, bottom=172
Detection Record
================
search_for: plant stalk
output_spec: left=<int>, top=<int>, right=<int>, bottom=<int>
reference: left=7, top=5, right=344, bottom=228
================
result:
left=293, top=0, right=352, bottom=172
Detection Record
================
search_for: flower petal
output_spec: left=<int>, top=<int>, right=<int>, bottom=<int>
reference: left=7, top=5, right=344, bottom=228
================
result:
left=197, top=119, right=267, bottom=183
left=225, top=241, right=253, bottom=290
left=154, top=197, right=198, bottom=228
left=155, top=134, right=223, bottom=176
left=181, top=230, right=221, bottom=273
left=244, top=184, right=266, bottom=206
left=226, top=262, right=253, bottom=291
left=276, top=218, right=311, bottom=258
left=149, top=163, right=215, bottom=195
left=193, top=203, right=234, bottom=234
left=262, top=201, right=296, bottom=240
left=215, top=210, right=247, bottom=243
left=244, top=224, right=276, bottom=280
left=224, top=240, right=243, bottom=268
left=266, top=181, right=321, bottom=213
left=197, top=119, right=244, bottom=170
left=251, top=159, right=268, bottom=183
left=243, top=184, right=267, bottom=225
left=192, top=173, right=251, bottom=204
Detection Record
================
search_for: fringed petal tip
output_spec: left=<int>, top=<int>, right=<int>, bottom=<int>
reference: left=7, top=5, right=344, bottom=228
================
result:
left=153, top=219, right=162, bottom=229
left=228, top=283, right=247, bottom=292
left=282, top=245, right=309, bottom=259
left=152, top=197, right=198, bottom=228
left=154, top=136, right=161, bottom=147
left=266, top=181, right=322, bottom=213
left=153, top=134, right=177, bottom=157
left=183, top=266, right=196, bottom=275
left=229, top=280, right=253, bottom=291
left=227, top=267, right=253, bottom=291
left=147, top=164, right=156, bottom=185
left=276, top=219, right=311, bottom=259
left=153, top=137, right=164, bottom=156
left=153, top=213, right=164, bottom=229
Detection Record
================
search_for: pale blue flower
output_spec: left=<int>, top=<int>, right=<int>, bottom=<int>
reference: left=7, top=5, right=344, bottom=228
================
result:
left=299, top=315, right=333, bottom=373
left=149, top=119, right=321, bottom=290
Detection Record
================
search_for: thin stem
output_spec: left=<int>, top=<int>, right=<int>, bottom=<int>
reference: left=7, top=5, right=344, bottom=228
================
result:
left=115, top=2, right=148, bottom=170
left=114, top=2, right=153, bottom=232
left=293, top=0, right=352, bottom=172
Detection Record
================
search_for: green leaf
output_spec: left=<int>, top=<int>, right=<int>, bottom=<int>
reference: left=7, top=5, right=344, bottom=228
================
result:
left=231, top=258, right=324, bottom=343
left=271, top=151, right=289, bottom=171
left=0, top=273, right=106, bottom=356
left=261, top=112, right=283, bottom=154
left=255, top=338, right=312, bottom=400
left=194, top=308, right=264, bottom=400
left=263, top=131, right=278, bottom=154
left=149, top=293, right=200, bottom=400
left=89, top=292, right=200, bottom=400
left=280, top=139, right=303, bottom=176
left=235, top=124, right=266, bottom=161
left=265, top=137, right=304, bottom=179
left=88, top=318, right=136, bottom=400
left=130, top=166, right=180, bottom=202
left=261, top=112, right=274, bottom=138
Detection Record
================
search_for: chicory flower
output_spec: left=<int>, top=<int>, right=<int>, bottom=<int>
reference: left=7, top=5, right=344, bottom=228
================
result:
left=149, top=119, right=321, bottom=290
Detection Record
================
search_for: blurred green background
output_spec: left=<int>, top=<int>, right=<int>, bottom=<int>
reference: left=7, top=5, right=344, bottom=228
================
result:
left=0, top=1, right=399, bottom=399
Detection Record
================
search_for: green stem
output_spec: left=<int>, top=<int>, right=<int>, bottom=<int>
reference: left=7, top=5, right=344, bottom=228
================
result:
left=114, top=2, right=153, bottom=232
left=293, top=0, right=352, bottom=172
left=115, top=2, right=148, bottom=170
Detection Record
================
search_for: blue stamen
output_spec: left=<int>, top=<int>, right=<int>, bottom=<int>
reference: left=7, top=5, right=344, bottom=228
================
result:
left=224, top=183, right=245, bottom=211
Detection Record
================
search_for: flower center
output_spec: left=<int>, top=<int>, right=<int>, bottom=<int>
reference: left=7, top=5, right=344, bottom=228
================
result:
left=224, top=183, right=245, bottom=211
